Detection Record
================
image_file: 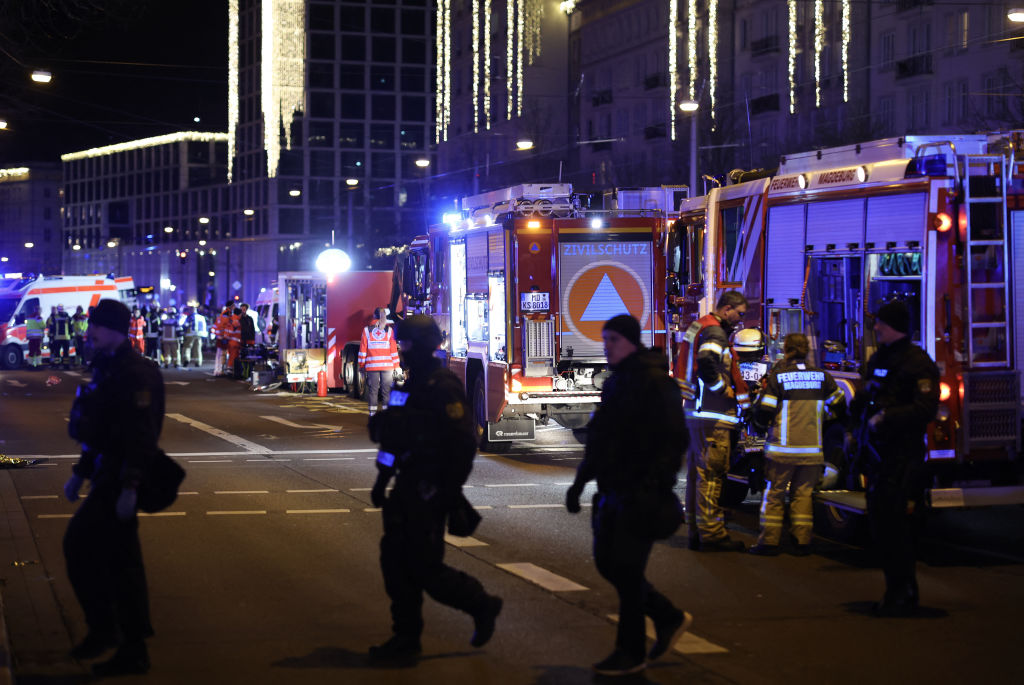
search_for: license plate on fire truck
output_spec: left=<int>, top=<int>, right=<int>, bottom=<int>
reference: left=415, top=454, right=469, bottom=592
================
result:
left=520, top=292, right=550, bottom=312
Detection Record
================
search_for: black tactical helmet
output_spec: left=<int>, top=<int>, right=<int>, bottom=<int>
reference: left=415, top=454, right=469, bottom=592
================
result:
left=396, top=314, right=442, bottom=351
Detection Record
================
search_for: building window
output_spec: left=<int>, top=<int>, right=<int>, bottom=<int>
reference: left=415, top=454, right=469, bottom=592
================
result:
left=340, top=64, right=364, bottom=90
left=401, top=9, right=426, bottom=35
left=341, top=35, right=365, bottom=61
left=877, top=96, right=894, bottom=135
left=339, top=123, right=364, bottom=148
left=279, top=208, right=304, bottom=235
left=309, top=4, right=334, bottom=31
left=309, top=91, right=335, bottom=118
left=370, top=65, right=395, bottom=90
left=371, top=95, right=396, bottom=120
left=401, top=66, right=425, bottom=92
left=402, top=96, right=426, bottom=122
left=341, top=94, right=366, bottom=119
left=402, top=38, right=426, bottom=64
left=880, top=32, right=895, bottom=71
left=371, top=7, right=395, bottom=33
left=907, top=87, right=930, bottom=130
left=310, top=33, right=335, bottom=60
left=309, top=62, right=334, bottom=88
left=340, top=5, right=364, bottom=31
left=372, top=37, right=396, bottom=62
left=308, top=121, right=333, bottom=147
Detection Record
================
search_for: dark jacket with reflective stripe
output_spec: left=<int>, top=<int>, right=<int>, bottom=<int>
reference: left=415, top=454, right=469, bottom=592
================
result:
left=751, top=358, right=846, bottom=464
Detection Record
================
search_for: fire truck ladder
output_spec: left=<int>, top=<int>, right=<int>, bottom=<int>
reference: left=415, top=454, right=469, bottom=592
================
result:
left=960, top=153, right=1021, bottom=451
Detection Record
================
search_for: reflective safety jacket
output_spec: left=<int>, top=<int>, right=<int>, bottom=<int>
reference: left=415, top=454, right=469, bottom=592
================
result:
left=751, top=358, right=846, bottom=463
left=72, top=314, right=89, bottom=337
left=129, top=316, right=145, bottom=342
left=359, top=321, right=399, bottom=371
left=25, top=316, right=46, bottom=339
left=674, top=314, right=750, bottom=425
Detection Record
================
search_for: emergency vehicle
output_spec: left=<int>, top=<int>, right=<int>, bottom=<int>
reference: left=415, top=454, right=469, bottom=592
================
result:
left=672, top=132, right=1024, bottom=522
left=274, top=270, right=394, bottom=393
left=0, top=274, right=137, bottom=368
left=398, top=184, right=680, bottom=451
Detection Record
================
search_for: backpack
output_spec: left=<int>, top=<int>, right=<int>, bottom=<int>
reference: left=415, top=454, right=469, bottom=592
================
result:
left=137, top=449, right=186, bottom=513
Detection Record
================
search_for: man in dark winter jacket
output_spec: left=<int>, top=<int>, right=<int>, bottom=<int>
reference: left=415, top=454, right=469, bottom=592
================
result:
left=63, top=299, right=165, bottom=676
left=566, top=314, right=691, bottom=676
left=366, top=315, right=502, bottom=662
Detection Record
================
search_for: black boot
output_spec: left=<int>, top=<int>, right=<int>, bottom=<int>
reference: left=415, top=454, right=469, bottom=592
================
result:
left=368, top=635, right=421, bottom=663
left=92, top=640, right=150, bottom=676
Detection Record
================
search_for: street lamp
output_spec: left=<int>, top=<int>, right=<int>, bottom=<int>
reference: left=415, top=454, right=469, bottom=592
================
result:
left=316, top=247, right=352, bottom=275
left=24, top=242, right=33, bottom=248
left=30, top=70, right=51, bottom=83
left=516, top=139, right=534, bottom=151
left=679, top=100, right=699, bottom=197
left=345, top=179, right=360, bottom=253
left=1009, top=8, right=1024, bottom=22
left=415, top=158, right=430, bottom=168
left=164, top=225, right=174, bottom=233
left=0, top=119, right=7, bottom=130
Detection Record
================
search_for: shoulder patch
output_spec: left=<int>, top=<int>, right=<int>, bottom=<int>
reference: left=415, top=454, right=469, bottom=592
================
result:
left=445, top=402, right=465, bottom=420
left=917, top=378, right=933, bottom=394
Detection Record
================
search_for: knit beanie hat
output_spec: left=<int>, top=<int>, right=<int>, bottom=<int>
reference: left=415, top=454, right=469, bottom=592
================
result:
left=89, top=299, right=131, bottom=336
left=602, top=314, right=642, bottom=347
left=874, top=301, right=911, bottom=334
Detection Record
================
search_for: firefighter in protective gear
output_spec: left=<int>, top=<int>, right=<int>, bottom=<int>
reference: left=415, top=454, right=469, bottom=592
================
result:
left=847, top=301, right=939, bottom=616
left=25, top=307, right=46, bottom=368
left=50, top=304, right=73, bottom=369
left=160, top=308, right=182, bottom=369
left=674, top=290, right=749, bottom=551
left=359, top=307, right=400, bottom=415
left=72, top=306, right=90, bottom=366
left=366, top=315, right=502, bottom=662
left=747, top=334, right=846, bottom=556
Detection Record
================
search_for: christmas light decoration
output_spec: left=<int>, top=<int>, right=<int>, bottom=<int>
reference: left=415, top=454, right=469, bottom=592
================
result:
left=669, top=0, right=679, bottom=140
left=788, top=0, right=797, bottom=113
left=814, top=0, right=824, bottom=107
left=708, top=0, right=718, bottom=121
left=473, top=0, right=480, bottom=133
left=61, top=133, right=229, bottom=162
left=485, top=0, right=492, bottom=129
left=842, top=0, right=851, bottom=102
left=261, top=0, right=305, bottom=177
left=688, top=0, right=697, bottom=100
left=228, top=0, right=238, bottom=181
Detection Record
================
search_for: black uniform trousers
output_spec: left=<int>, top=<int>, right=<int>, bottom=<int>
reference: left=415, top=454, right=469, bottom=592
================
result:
left=380, top=488, right=488, bottom=639
left=63, top=481, right=153, bottom=643
left=52, top=339, right=70, bottom=366
left=866, top=457, right=925, bottom=602
left=593, top=493, right=680, bottom=661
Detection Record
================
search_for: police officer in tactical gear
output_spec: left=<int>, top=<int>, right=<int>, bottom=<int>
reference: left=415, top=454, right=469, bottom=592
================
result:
left=367, top=315, right=502, bottom=661
left=847, top=301, right=939, bottom=616
left=63, top=299, right=165, bottom=675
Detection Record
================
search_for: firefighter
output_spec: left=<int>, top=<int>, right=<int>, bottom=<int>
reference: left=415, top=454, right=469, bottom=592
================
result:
left=675, top=290, right=750, bottom=552
left=160, top=307, right=182, bottom=369
left=143, top=306, right=161, bottom=361
left=747, top=333, right=846, bottom=556
left=25, top=306, right=46, bottom=368
left=225, top=308, right=242, bottom=378
left=366, top=315, right=502, bottom=662
left=847, top=301, right=939, bottom=616
left=129, top=308, right=146, bottom=355
left=72, top=306, right=90, bottom=367
left=63, top=299, right=162, bottom=676
left=50, top=304, right=74, bottom=369
left=180, top=306, right=207, bottom=368
left=359, top=307, right=400, bottom=415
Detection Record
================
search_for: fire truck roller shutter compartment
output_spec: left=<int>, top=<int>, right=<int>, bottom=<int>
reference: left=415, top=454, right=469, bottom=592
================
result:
left=865, top=193, right=927, bottom=248
left=557, top=236, right=655, bottom=359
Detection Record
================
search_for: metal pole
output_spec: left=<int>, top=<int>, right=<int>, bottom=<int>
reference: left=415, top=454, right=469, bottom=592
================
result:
left=689, top=113, right=698, bottom=197
left=346, top=191, right=353, bottom=254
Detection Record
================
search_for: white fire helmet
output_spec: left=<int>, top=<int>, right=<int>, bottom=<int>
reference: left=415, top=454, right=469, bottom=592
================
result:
left=733, top=327, right=764, bottom=354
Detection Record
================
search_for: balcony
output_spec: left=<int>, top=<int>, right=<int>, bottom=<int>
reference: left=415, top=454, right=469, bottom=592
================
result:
left=591, top=89, right=613, bottom=107
left=895, top=54, right=932, bottom=80
left=751, top=35, right=780, bottom=57
left=644, top=124, right=667, bottom=140
left=644, top=72, right=668, bottom=90
left=750, top=93, right=781, bottom=116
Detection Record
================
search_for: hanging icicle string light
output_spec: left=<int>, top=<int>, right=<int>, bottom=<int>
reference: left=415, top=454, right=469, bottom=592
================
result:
left=788, top=0, right=797, bottom=114
left=842, top=0, right=851, bottom=103
left=472, top=0, right=480, bottom=133
left=708, top=0, right=718, bottom=122
left=814, top=0, right=824, bottom=108
left=688, top=0, right=697, bottom=100
left=485, top=0, right=492, bottom=129
left=669, top=0, right=679, bottom=141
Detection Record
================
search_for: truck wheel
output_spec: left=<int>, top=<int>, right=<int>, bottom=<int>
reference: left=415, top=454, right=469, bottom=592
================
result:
left=473, top=375, right=510, bottom=454
left=2, top=344, right=23, bottom=370
left=343, top=349, right=357, bottom=394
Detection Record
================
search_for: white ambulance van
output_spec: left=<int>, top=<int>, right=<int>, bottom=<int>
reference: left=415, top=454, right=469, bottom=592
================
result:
left=0, top=274, right=137, bottom=368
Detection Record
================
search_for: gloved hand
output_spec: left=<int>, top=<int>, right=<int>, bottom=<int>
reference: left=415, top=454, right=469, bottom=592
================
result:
left=565, top=482, right=584, bottom=514
left=116, top=487, right=138, bottom=521
left=868, top=410, right=885, bottom=433
left=64, top=474, right=84, bottom=502
left=371, top=473, right=389, bottom=508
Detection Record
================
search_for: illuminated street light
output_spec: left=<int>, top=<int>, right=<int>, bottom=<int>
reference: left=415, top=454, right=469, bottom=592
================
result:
left=164, top=225, right=174, bottom=233
left=30, top=70, right=52, bottom=83
left=0, top=257, right=7, bottom=262
left=72, top=244, right=81, bottom=251
left=198, top=216, right=210, bottom=224
left=106, top=241, right=117, bottom=248
left=0, top=119, right=7, bottom=130
left=679, top=100, right=699, bottom=112
left=415, top=158, right=430, bottom=168
left=208, top=271, right=216, bottom=277
left=198, top=240, right=207, bottom=246
left=516, top=139, right=534, bottom=151
left=316, top=247, right=352, bottom=275
left=24, top=242, right=33, bottom=248
left=288, top=188, right=301, bottom=197
left=345, top=178, right=359, bottom=186
left=1009, top=8, right=1024, bottom=22
left=242, top=208, right=254, bottom=216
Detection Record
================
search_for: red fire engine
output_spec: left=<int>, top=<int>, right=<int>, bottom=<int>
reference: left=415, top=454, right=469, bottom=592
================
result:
left=671, top=132, right=1024, bottom=519
left=399, top=184, right=683, bottom=451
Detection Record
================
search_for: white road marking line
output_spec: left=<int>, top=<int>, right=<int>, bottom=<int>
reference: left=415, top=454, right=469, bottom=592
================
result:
left=260, top=415, right=338, bottom=430
left=245, top=458, right=292, bottom=462
left=139, top=512, right=187, bottom=517
left=473, top=505, right=494, bottom=510
left=21, top=495, right=58, bottom=500
left=364, top=507, right=382, bottom=513
left=188, top=460, right=233, bottom=464
left=167, top=413, right=271, bottom=454
left=206, top=510, right=267, bottom=516
left=444, top=534, right=488, bottom=547
left=214, top=490, right=269, bottom=495
left=508, top=504, right=563, bottom=509
left=64, top=371, right=83, bottom=378
left=303, top=457, right=355, bottom=461
left=287, top=489, right=339, bottom=493
left=6, top=380, right=27, bottom=387
left=607, top=614, right=728, bottom=655
left=38, top=514, right=73, bottom=519
left=349, top=488, right=372, bottom=492
left=178, top=492, right=199, bottom=496
left=165, top=381, right=190, bottom=386
left=496, top=563, right=588, bottom=592
left=31, top=464, right=57, bottom=467
left=484, top=483, right=538, bottom=488
left=286, top=509, right=350, bottom=514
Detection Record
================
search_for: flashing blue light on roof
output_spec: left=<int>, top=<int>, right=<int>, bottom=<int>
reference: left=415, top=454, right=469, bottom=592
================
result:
left=442, top=213, right=460, bottom=227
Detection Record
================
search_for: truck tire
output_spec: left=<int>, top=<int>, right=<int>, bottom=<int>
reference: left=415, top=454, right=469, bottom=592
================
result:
left=2, top=344, right=23, bottom=370
left=473, top=374, right=510, bottom=454
left=343, top=348, right=358, bottom=395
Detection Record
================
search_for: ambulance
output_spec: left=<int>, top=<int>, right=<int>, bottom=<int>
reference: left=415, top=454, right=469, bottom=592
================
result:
left=0, top=274, right=137, bottom=368
left=671, top=132, right=1024, bottom=523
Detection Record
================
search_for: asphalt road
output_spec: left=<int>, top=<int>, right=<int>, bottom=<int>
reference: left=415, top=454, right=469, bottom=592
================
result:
left=0, top=363, right=1022, bottom=684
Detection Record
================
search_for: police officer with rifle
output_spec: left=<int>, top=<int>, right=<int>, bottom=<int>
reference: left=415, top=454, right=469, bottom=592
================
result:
left=366, top=315, right=503, bottom=661
left=846, top=301, right=939, bottom=617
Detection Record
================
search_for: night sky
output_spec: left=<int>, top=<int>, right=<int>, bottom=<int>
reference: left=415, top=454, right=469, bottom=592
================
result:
left=0, top=0, right=228, bottom=165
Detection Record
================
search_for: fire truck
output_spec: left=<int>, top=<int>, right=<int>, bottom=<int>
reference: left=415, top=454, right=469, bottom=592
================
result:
left=671, top=132, right=1024, bottom=523
left=0, top=274, right=137, bottom=368
left=398, top=184, right=682, bottom=451
left=274, top=270, right=394, bottom=394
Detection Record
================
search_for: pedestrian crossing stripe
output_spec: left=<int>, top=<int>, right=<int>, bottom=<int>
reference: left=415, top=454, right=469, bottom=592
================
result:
left=607, top=614, right=728, bottom=655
